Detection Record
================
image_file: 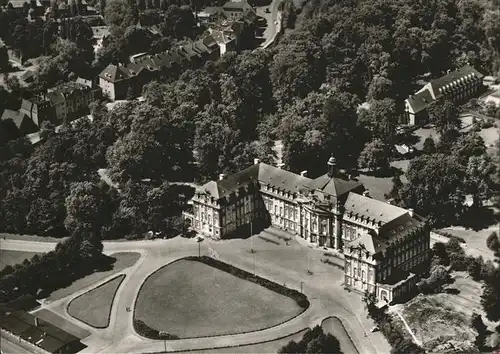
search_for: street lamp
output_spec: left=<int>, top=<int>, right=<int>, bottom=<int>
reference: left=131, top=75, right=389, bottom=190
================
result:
left=197, top=237, right=204, bottom=258
left=250, top=219, right=255, bottom=253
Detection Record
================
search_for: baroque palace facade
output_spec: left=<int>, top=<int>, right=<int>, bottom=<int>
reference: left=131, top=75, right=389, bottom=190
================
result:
left=184, top=158, right=431, bottom=303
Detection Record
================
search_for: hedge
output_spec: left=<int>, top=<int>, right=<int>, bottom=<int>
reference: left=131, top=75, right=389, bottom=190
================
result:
left=134, top=319, right=180, bottom=340
left=185, top=256, right=310, bottom=309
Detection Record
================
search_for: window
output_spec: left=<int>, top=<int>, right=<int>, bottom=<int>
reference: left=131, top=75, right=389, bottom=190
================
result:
left=280, top=207, right=283, bottom=216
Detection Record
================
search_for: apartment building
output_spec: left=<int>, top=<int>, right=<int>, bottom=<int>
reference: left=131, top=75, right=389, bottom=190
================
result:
left=405, top=65, right=484, bottom=125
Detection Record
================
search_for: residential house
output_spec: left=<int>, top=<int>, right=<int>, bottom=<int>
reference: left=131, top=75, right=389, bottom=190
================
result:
left=6, top=0, right=43, bottom=14
left=45, top=81, right=98, bottom=123
left=1, top=109, right=38, bottom=135
left=19, top=97, right=55, bottom=127
left=184, top=157, right=430, bottom=303
left=405, top=65, right=484, bottom=126
left=196, top=6, right=224, bottom=25
left=98, top=34, right=221, bottom=100
left=222, top=0, right=254, bottom=19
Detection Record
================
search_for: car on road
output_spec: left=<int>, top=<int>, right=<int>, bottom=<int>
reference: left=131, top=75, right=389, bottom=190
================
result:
left=370, top=326, right=380, bottom=333
left=265, top=7, right=270, bottom=13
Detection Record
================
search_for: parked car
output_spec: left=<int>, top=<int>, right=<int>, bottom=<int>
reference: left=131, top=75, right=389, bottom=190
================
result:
left=370, top=326, right=379, bottom=333
left=265, top=7, right=270, bottom=13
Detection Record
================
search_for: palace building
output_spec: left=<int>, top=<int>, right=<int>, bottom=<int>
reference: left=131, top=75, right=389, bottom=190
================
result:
left=184, top=158, right=430, bottom=303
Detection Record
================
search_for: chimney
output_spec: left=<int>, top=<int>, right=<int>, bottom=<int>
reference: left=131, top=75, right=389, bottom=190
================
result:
left=363, top=190, right=370, bottom=198
left=34, top=317, right=39, bottom=327
left=300, top=170, right=308, bottom=177
left=219, top=173, right=226, bottom=180
left=327, top=155, right=336, bottom=178
left=254, top=158, right=260, bottom=165
left=408, top=208, right=414, bottom=217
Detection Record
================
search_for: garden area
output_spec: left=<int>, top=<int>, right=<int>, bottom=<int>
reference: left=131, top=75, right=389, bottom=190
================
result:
left=68, top=274, right=125, bottom=328
left=134, top=258, right=306, bottom=339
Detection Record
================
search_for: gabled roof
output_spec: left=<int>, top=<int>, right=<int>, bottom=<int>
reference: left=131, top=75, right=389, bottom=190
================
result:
left=306, top=174, right=363, bottom=198
left=348, top=230, right=385, bottom=254
left=344, top=192, right=408, bottom=225
left=430, top=65, right=484, bottom=97
left=1, top=109, right=29, bottom=128
left=222, top=0, right=252, bottom=11
left=203, top=35, right=219, bottom=50
left=99, top=64, right=130, bottom=82
left=46, top=91, right=65, bottom=105
left=405, top=89, right=434, bottom=114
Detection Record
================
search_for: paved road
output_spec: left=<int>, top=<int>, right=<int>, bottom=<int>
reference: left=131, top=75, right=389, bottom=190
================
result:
left=256, top=0, right=282, bottom=48
left=0, top=232, right=390, bottom=354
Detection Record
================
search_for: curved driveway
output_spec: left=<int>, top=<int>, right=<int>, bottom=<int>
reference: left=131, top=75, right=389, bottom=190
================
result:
left=0, top=234, right=390, bottom=354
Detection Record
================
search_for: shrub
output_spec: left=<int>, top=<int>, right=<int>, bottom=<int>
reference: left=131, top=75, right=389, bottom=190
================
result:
left=133, top=319, right=179, bottom=340
left=186, top=256, right=310, bottom=309
left=279, top=326, right=342, bottom=353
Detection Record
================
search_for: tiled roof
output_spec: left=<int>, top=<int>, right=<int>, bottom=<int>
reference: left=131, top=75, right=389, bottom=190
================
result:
left=306, top=174, right=363, bottom=198
left=348, top=230, right=385, bottom=254
left=430, top=65, right=484, bottom=95
left=203, top=35, right=218, bottom=50
left=46, top=91, right=65, bottom=105
left=406, top=88, right=434, bottom=114
left=344, top=192, right=408, bottom=225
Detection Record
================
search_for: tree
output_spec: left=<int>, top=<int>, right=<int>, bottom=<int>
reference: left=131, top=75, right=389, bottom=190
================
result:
left=417, top=265, right=451, bottom=293
left=366, top=74, right=393, bottom=101
left=358, top=139, right=390, bottom=171
left=279, top=326, right=343, bottom=354
left=427, top=100, right=461, bottom=135
left=431, top=242, right=450, bottom=266
left=422, top=136, right=436, bottom=154
left=357, top=98, right=399, bottom=145
left=397, top=154, right=466, bottom=226
left=391, top=338, right=424, bottom=354
left=471, top=312, right=487, bottom=348
left=64, top=181, right=112, bottom=237
left=486, top=232, right=500, bottom=252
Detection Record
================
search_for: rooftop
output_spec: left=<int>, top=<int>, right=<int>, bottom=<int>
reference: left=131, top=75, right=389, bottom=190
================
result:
left=430, top=65, right=484, bottom=92
left=344, top=192, right=408, bottom=225
left=0, top=311, right=83, bottom=353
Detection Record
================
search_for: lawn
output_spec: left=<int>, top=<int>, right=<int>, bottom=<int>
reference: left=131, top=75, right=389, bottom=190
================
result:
left=0, top=250, right=41, bottom=270
left=68, top=274, right=125, bottom=328
left=393, top=272, right=488, bottom=353
left=33, top=309, right=91, bottom=339
left=47, top=252, right=140, bottom=302
left=134, top=259, right=303, bottom=338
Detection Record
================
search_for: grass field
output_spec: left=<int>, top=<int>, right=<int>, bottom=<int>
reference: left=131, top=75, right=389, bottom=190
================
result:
left=134, top=259, right=303, bottom=338
left=34, top=309, right=91, bottom=339
left=0, top=250, right=41, bottom=270
left=47, top=252, right=140, bottom=302
left=68, top=274, right=125, bottom=328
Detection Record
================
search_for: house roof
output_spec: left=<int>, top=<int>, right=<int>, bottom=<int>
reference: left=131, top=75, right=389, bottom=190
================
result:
left=344, top=192, right=408, bottom=225
left=1, top=109, right=30, bottom=128
left=348, top=230, right=386, bottom=254
left=99, top=64, right=130, bottom=82
left=200, top=6, right=223, bottom=15
left=0, top=311, right=81, bottom=353
left=430, top=65, right=484, bottom=95
left=198, top=163, right=313, bottom=200
left=222, top=0, right=252, bottom=11
left=8, top=0, right=42, bottom=7
left=203, top=35, right=219, bottom=50
left=46, top=91, right=65, bottom=105
left=91, top=26, right=110, bottom=39
left=406, top=89, right=434, bottom=114
left=75, top=77, right=93, bottom=87
left=306, top=174, right=363, bottom=198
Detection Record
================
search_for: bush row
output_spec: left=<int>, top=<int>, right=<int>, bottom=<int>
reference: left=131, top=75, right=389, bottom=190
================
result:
left=133, top=319, right=180, bottom=340
left=186, top=256, right=310, bottom=309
